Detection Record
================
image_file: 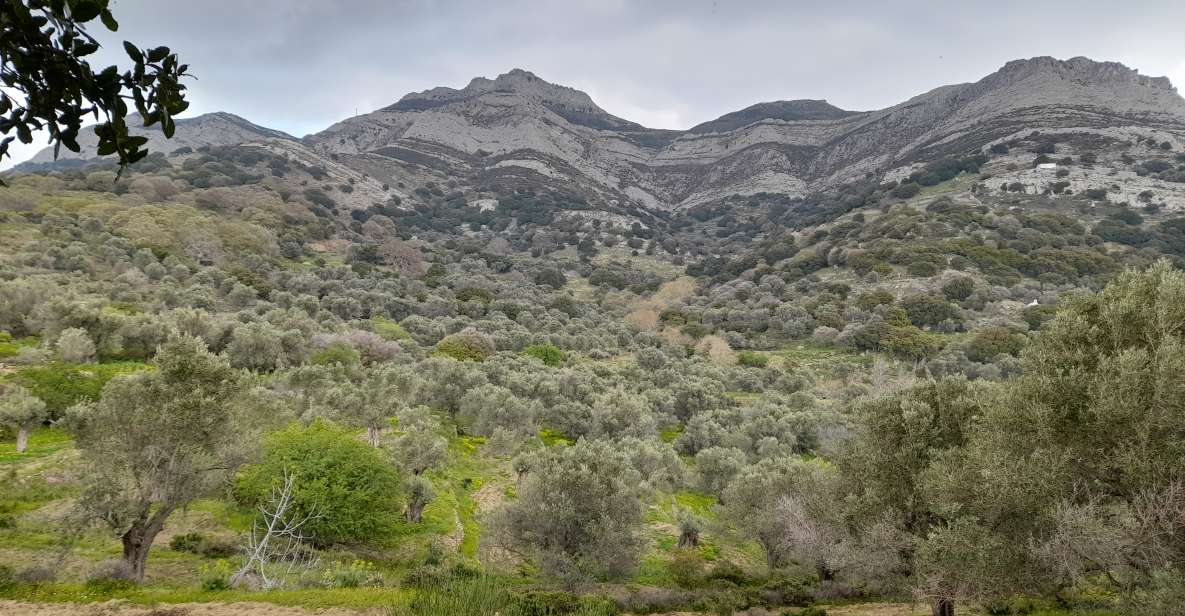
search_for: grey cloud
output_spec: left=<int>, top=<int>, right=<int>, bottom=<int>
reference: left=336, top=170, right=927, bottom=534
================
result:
left=5, top=0, right=1185, bottom=167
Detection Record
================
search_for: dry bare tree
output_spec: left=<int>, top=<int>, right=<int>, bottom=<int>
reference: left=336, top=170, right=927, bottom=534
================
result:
left=231, top=469, right=320, bottom=589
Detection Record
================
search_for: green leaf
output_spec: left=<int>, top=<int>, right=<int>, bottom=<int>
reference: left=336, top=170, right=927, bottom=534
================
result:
left=147, top=46, right=170, bottom=63
left=162, top=116, right=176, bottom=138
left=99, top=8, right=119, bottom=31
left=123, top=41, right=143, bottom=63
left=69, top=0, right=105, bottom=22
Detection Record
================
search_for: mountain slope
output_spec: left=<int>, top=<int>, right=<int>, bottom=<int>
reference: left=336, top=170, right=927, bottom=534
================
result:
left=25, top=112, right=297, bottom=165
left=20, top=57, right=1185, bottom=214
left=307, top=57, right=1185, bottom=210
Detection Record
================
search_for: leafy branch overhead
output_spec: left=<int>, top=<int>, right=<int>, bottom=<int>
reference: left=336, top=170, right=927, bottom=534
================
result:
left=0, top=0, right=190, bottom=182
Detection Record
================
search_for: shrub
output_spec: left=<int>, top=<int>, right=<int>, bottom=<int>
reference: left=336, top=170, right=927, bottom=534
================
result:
left=535, top=268, right=567, bottom=290
left=965, top=327, right=1027, bottom=363
left=235, top=420, right=402, bottom=545
left=736, top=351, right=769, bottom=368
left=322, top=559, right=383, bottom=588
left=669, top=549, right=706, bottom=589
left=55, top=327, right=96, bottom=363
left=1021, top=304, right=1058, bottom=330
left=706, top=560, right=748, bottom=586
left=907, top=261, right=939, bottom=277
left=434, top=328, right=496, bottom=362
left=524, top=343, right=566, bottom=367
left=891, top=182, right=921, bottom=199
left=169, top=532, right=205, bottom=554
left=199, top=560, right=232, bottom=591
left=941, top=277, right=975, bottom=301
left=456, top=287, right=494, bottom=304
left=309, top=341, right=361, bottom=366
left=900, top=294, right=960, bottom=328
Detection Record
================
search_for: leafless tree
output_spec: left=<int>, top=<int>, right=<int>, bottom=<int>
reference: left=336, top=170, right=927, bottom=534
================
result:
left=231, top=470, right=320, bottom=589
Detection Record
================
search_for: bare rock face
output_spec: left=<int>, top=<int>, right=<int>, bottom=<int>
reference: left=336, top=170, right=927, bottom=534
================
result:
left=27, top=112, right=296, bottom=163
left=306, top=58, right=1185, bottom=210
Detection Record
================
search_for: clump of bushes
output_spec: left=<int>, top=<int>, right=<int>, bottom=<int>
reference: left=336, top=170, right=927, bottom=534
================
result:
left=524, top=343, right=566, bottom=367
left=168, top=532, right=236, bottom=558
left=434, top=328, right=496, bottom=362
left=736, top=351, right=769, bottom=368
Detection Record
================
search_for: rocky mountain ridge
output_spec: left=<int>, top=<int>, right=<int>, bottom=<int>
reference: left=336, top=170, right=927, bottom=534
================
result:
left=23, top=56, right=1185, bottom=212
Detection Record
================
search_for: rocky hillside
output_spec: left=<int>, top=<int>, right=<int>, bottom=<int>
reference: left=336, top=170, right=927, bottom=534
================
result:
left=25, top=111, right=297, bottom=164
left=305, top=57, right=1185, bottom=210
left=23, top=57, right=1185, bottom=214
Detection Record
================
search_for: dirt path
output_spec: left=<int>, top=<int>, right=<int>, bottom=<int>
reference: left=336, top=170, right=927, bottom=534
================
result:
left=0, top=601, right=378, bottom=616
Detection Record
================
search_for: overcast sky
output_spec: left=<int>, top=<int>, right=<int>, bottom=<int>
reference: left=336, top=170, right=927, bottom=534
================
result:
left=6, top=0, right=1185, bottom=168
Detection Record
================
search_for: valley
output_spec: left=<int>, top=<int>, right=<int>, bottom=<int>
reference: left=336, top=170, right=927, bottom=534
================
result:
left=2, top=51, right=1184, bottom=616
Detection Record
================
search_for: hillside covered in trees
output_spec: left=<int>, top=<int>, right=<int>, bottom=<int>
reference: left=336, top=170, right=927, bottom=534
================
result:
left=0, top=122, right=1184, bottom=616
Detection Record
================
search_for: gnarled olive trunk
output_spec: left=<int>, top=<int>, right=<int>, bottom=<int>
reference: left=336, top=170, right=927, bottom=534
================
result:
left=932, top=597, right=955, bottom=616
left=16, top=426, right=30, bottom=453
left=366, top=425, right=382, bottom=447
left=406, top=500, right=426, bottom=523
left=677, top=526, right=699, bottom=548
left=120, top=506, right=174, bottom=581
left=815, top=558, right=834, bottom=582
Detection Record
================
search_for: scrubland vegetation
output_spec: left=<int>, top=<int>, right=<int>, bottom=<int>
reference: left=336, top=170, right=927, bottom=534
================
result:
left=1, top=132, right=1183, bottom=616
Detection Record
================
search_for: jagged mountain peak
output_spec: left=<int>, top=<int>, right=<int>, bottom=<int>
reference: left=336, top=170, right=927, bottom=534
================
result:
left=386, top=68, right=606, bottom=116
left=989, top=56, right=1177, bottom=92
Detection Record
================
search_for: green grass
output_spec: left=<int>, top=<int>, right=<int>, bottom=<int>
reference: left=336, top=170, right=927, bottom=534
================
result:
left=770, top=342, right=874, bottom=371
left=539, top=427, right=575, bottom=446
left=659, top=424, right=683, bottom=443
left=0, top=427, right=74, bottom=465
left=0, top=334, right=39, bottom=358
left=674, top=490, right=717, bottom=517
left=0, top=582, right=414, bottom=609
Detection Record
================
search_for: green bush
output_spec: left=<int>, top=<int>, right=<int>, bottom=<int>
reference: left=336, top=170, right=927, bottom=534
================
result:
left=965, top=327, right=1027, bottom=363
left=434, top=329, right=495, bottom=362
left=235, top=420, right=402, bottom=545
left=941, top=276, right=975, bottom=301
left=705, top=560, right=748, bottom=586
left=169, top=532, right=205, bottom=554
left=310, top=342, right=361, bottom=366
left=322, top=559, right=383, bottom=588
left=736, top=351, right=769, bottom=368
left=199, top=560, right=232, bottom=591
left=524, top=343, right=566, bottom=367
left=900, top=294, right=961, bottom=328
left=669, top=549, right=705, bottom=589
left=907, top=260, right=939, bottom=277
left=1021, top=304, right=1059, bottom=330
left=891, top=182, right=921, bottom=199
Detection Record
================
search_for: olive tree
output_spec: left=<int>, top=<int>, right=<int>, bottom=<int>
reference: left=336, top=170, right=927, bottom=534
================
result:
left=837, top=377, right=985, bottom=616
left=67, top=336, right=250, bottom=581
left=924, top=261, right=1185, bottom=612
left=0, top=384, right=47, bottom=453
left=330, top=364, right=421, bottom=446
left=389, top=405, right=447, bottom=475
left=55, top=327, right=96, bottom=363
left=489, top=439, right=644, bottom=583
